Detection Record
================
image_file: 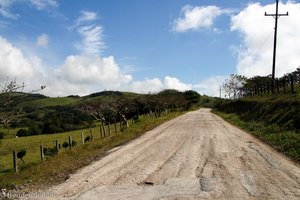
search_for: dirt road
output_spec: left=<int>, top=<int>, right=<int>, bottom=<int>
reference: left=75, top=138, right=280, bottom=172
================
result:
left=32, top=109, right=300, bottom=200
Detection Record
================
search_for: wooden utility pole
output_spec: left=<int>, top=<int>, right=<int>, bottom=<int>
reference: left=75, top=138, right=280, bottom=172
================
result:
left=265, top=0, right=288, bottom=93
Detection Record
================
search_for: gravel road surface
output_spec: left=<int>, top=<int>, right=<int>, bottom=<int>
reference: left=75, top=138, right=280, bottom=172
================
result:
left=27, top=109, right=300, bottom=200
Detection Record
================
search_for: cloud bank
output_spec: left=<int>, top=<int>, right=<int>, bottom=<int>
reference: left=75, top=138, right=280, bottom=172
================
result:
left=231, top=1, right=300, bottom=77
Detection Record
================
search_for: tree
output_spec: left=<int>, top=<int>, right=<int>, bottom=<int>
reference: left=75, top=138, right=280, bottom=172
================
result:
left=0, top=80, right=25, bottom=126
left=109, top=97, right=131, bottom=128
left=222, top=74, right=246, bottom=99
left=0, top=79, right=45, bottom=127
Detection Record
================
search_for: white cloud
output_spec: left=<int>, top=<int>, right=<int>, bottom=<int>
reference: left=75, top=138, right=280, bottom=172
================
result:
left=129, top=76, right=192, bottom=94
left=130, top=78, right=163, bottom=93
left=57, top=55, right=132, bottom=85
left=0, top=36, right=39, bottom=81
left=36, top=33, right=49, bottom=48
left=163, top=76, right=192, bottom=91
left=193, top=76, right=226, bottom=97
left=77, top=25, right=105, bottom=55
left=0, top=0, right=17, bottom=19
left=173, top=5, right=231, bottom=32
left=231, top=1, right=300, bottom=77
left=28, top=0, right=58, bottom=10
left=0, top=0, right=58, bottom=18
left=75, top=11, right=105, bottom=55
left=76, top=11, right=97, bottom=25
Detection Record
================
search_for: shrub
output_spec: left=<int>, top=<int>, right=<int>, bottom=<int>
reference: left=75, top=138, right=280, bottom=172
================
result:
left=72, top=140, right=77, bottom=147
left=17, top=149, right=26, bottom=164
left=43, top=147, right=58, bottom=157
left=0, top=132, right=5, bottom=139
left=84, top=136, right=91, bottom=143
left=16, top=129, right=28, bottom=137
left=62, top=142, right=69, bottom=150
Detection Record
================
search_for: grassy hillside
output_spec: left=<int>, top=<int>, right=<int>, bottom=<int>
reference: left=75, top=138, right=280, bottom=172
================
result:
left=214, top=92, right=300, bottom=162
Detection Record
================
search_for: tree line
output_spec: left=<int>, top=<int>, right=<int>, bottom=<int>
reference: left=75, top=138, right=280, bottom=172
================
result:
left=0, top=81, right=200, bottom=137
left=222, top=68, right=300, bottom=99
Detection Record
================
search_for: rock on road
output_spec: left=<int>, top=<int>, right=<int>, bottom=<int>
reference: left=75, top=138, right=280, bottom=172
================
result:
left=33, top=109, right=300, bottom=200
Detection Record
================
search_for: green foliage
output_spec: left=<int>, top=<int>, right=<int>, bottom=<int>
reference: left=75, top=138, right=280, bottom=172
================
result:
left=84, top=136, right=91, bottom=143
left=43, top=147, right=58, bottom=157
left=17, top=149, right=26, bottom=164
left=214, top=91, right=300, bottom=163
left=16, top=129, right=28, bottom=137
left=62, top=142, right=69, bottom=150
left=72, top=140, right=77, bottom=147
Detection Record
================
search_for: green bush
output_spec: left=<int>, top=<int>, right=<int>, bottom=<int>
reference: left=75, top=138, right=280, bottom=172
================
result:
left=62, top=142, right=69, bottom=150
left=43, top=147, right=58, bottom=157
left=16, top=129, right=28, bottom=137
left=17, top=149, right=26, bottom=164
left=84, top=136, right=91, bottom=143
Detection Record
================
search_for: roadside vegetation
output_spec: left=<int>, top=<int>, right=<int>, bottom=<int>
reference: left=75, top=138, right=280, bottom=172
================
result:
left=215, top=69, right=300, bottom=163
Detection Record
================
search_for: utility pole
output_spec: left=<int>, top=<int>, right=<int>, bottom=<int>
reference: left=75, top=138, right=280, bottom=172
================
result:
left=265, top=0, right=288, bottom=93
left=218, top=86, right=222, bottom=98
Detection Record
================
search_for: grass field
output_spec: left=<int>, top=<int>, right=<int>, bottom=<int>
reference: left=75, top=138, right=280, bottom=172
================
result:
left=0, top=111, right=184, bottom=190
left=0, top=121, right=122, bottom=173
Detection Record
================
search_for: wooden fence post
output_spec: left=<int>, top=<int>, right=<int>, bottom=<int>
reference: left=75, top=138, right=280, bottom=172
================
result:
left=69, top=136, right=72, bottom=150
left=90, top=128, right=94, bottom=142
left=108, top=122, right=111, bottom=136
left=81, top=132, right=85, bottom=144
left=103, top=125, right=106, bottom=137
left=131, top=118, right=134, bottom=125
left=56, top=140, right=59, bottom=152
left=100, top=126, right=103, bottom=139
left=40, top=145, right=44, bottom=161
left=114, top=122, right=117, bottom=134
left=13, top=151, right=18, bottom=173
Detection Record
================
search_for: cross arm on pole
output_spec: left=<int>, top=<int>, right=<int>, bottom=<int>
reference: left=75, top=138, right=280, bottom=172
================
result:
left=265, top=12, right=289, bottom=17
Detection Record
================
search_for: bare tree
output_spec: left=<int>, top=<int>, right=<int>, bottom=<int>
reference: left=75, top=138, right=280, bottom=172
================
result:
left=81, top=100, right=110, bottom=127
left=109, top=97, right=130, bottom=128
left=222, top=74, right=246, bottom=99
left=0, top=79, right=46, bottom=127
left=0, top=80, right=25, bottom=126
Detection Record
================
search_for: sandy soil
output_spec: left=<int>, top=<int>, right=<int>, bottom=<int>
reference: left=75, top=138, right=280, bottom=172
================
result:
left=25, top=109, right=300, bottom=200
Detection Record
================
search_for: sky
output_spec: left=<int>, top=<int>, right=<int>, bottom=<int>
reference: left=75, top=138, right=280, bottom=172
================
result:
left=0, top=0, right=300, bottom=97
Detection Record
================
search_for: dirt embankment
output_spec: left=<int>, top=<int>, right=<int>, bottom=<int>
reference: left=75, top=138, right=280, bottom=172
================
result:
left=24, top=109, right=300, bottom=200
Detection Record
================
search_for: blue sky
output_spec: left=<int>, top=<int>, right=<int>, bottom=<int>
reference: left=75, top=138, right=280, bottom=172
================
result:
left=0, top=0, right=300, bottom=97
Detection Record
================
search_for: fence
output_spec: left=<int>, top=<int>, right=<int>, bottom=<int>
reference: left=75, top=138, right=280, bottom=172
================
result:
left=3, top=113, right=160, bottom=173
